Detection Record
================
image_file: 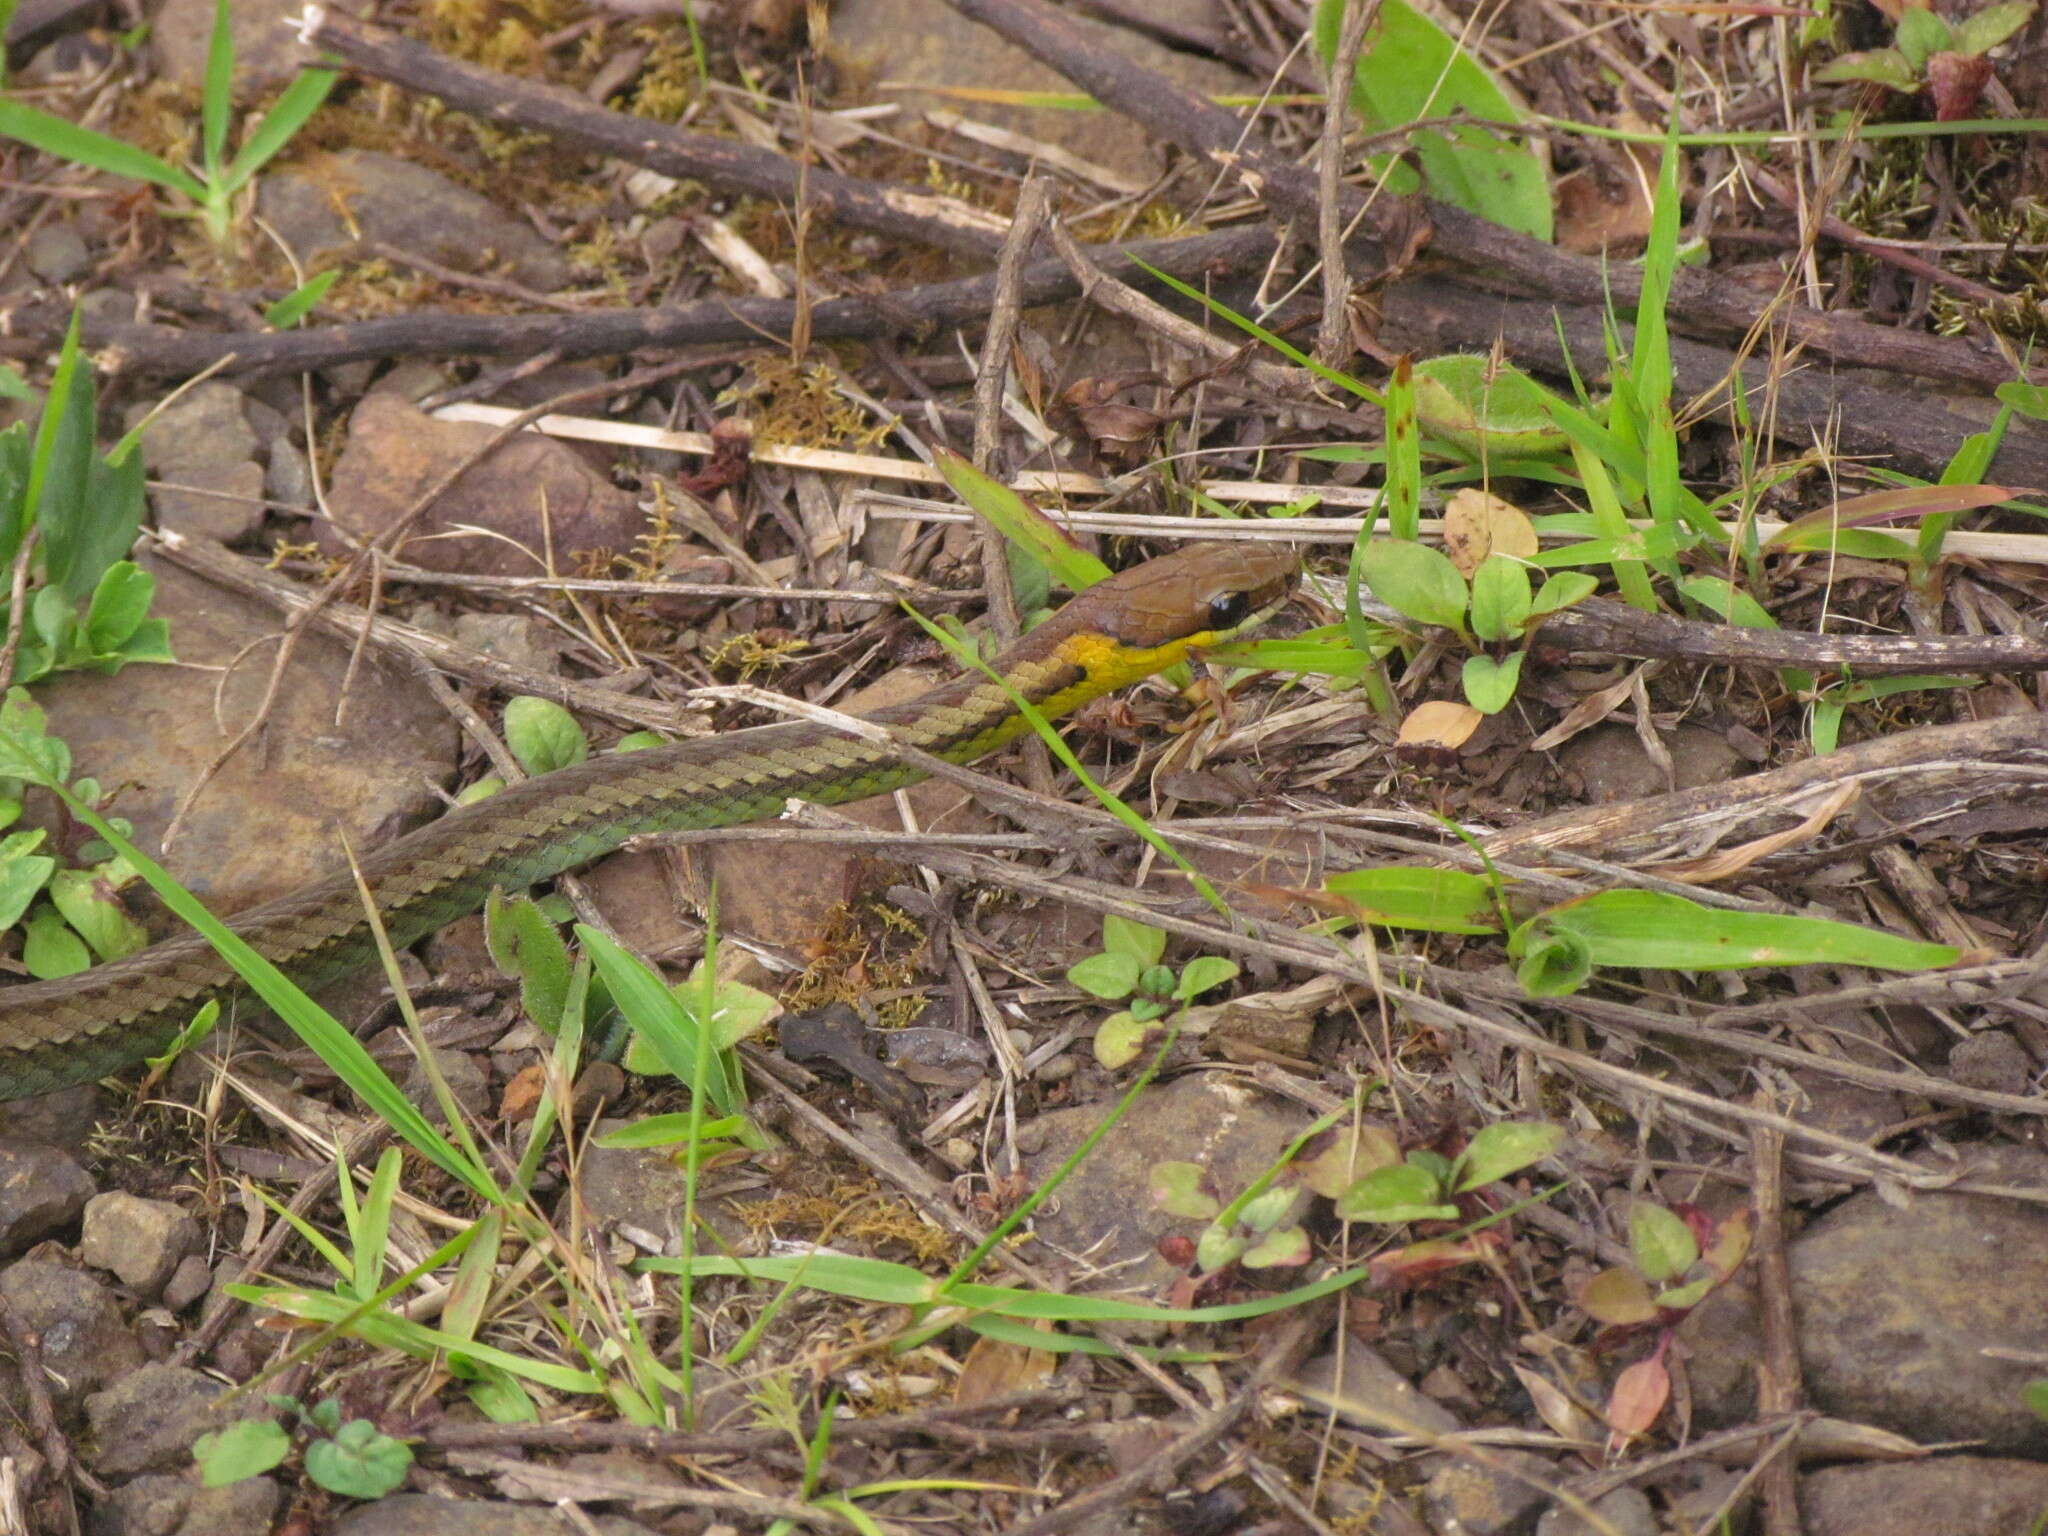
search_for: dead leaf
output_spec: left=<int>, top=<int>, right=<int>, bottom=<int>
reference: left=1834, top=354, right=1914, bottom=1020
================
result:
left=1528, top=667, right=1644, bottom=752
left=1397, top=700, right=1483, bottom=753
left=1442, top=488, right=1539, bottom=577
left=1512, top=1363, right=1603, bottom=1444
left=499, top=1064, right=548, bottom=1121
left=955, top=1325, right=1056, bottom=1406
left=1646, top=781, right=1860, bottom=883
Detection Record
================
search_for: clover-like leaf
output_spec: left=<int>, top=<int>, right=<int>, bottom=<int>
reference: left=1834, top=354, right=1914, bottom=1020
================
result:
left=1068, top=951, right=1142, bottom=1000
left=303, top=1417, right=413, bottom=1500
left=194, top=1419, right=291, bottom=1488
left=1194, top=1222, right=1247, bottom=1274
left=1242, top=1224, right=1312, bottom=1268
left=1174, top=955, right=1239, bottom=1000
left=1101, top=914, right=1166, bottom=965
left=1629, top=1202, right=1699, bottom=1285
left=1453, top=1120, right=1563, bottom=1191
left=1092, top=1011, right=1157, bottom=1069
left=1333, top=1162, right=1459, bottom=1225
left=1149, top=1160, right=1221, bottom=1220
left=1578, top=1266, right=1659, bottom=1326
left=1299, top=1123, right=1402, bottom=1198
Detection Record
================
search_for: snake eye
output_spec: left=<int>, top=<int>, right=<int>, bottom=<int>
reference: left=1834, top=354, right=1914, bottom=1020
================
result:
left=1205, top=590, right=1253, bottom=631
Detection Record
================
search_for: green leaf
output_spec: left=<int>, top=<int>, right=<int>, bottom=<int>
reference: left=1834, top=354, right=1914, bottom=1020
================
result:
left=1578, top=1266, right=1659, bottom=1326
left=1136, top=963, right=1176, bottom=999
left=2023, top=1378, right=2048, bottom=1423
left=1453, top=1121, right=1563, bottom=1191
left=1528, top=571, right=1598, bottom=619
left=931, top=448, right=1111, bottom=592
left=1101, top=913, right=1166, bottom=965
left=577, top=925, right=744, bottom=1113
left=1194, top=1222, right=1248, bottom=1273
left=26, top=313, right=95, bottom=588
left=200, top=0, right=233, bottom=179
left=1091, top=1010, right=1156, bottom=1069
left=21, top=905, right=88, bottom=978
left=1325, top=866, right=1500, bottom=934
left=0, top=842, right=52, bottom=930
left=1149, top=1160, right=1221, bottom=1220
left=193, top=1419, right=291, bottom=1487
left=1956, top=1, right=2035, bottom=55
left=263, top=269, right=340, bottom=329
left=502, top=696, right=588, bottom=775
left=47, top=867, right=147, bottom=961
left=84, top=561, right=155, bottom=653
left=610, top=730, right=666, bottom=753
left=1356, top=539, right=1468, bottom=631
left=1814, top=48, right=1922, bottom=90
left=1313, top=0, right=1551, bottom=241
left=222, top=68, right=339, bottom=192
left=1410, top=355, right=1571, bottom=459
left=1468, top=555, right=1532, bottom=643
left=108, top=618, right=173, bottom=667
left=1514, top=889, right=1959, bottom=973
left=303, top=1418, right=413, bottom=1500
left=593, top=1113, right=747, bottom=1150
left=1241, top=1225, right=1311, bottom=1268
left=0, top=423, right=31, bottom=567
left=1514, top=922, right=1591, bottom=998
left=1629, top=1202, right=1698, bottom=1284
left=484, top=891, right=571, bottom=1035
left=1677, top=574, right=1777, bottom=628
left=0, top=100, right=200, bottom=198
left=1173, top=955, right=1238, bottom=1000
left=1461, top=651, right=1523, bottom=714
left=1332, top=1162, right=1458, bottom=1225
left=1895, top=5, right=1955, bottom=67
left=57, top=443, right=147, bottom=604
left=0, top=688, right=67, bottom=783
left=1067, top=951, right=1142, bottom=1000
left=1995, top=381, right=2048, bottom=420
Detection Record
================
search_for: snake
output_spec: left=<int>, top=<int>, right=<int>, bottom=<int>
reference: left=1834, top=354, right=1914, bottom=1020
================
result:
left=0, top=542, right=1299, bottom=1100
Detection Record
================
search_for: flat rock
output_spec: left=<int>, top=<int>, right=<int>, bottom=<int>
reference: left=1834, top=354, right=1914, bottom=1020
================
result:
left=827, top=0, right=1244, bottom=186
left=84, top=1363, right=234, bottom=1478
left=320, top=393, right=645, bottom=578
left=128, top=382, right=268, bottom=543
left=0, top=1140, right=93, bottom=1257
left=81, top=1191, right=202, bottom=1297
left=258, top=149, right=570, bottom=290
left=151, top=0, right=355, bottom=96
left=35, top=555, right=459, bottom=914
left=1557, top=723, right=1745, bottom=804
left=0, top=1258, right=144, bottom=1413
left=1020, top=1072, right=1309, bottom=1296
left=1800, top=1457, right=2048, bottom=1536
left=1682, top=1143, right=2048, bottom=1451
left=87, top=1472, right=279, bottom=1536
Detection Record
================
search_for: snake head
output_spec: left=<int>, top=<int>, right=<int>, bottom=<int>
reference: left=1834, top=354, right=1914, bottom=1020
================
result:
left=1082, top=541, right=1300, bottom=651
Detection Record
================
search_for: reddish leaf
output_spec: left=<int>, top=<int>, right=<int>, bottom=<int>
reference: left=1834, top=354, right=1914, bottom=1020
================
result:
left=1605, top=1353, right=1671, bottom=1440
left=1927, top=51, right=1994, bottom=121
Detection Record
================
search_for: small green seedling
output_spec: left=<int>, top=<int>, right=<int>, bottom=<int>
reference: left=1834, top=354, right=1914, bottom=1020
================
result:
left=1068, top=915, right=1239, bottom=1068
left=196, top=1396, right=413, bottom=1499
left=1151, top=1115, right=1562, bottom=1290
left=1355, top=536, right=1596, bottom=713
left=1577, top=1200, right=1752, bottom=1442
left=0, top=0, right=337, bottom=246
left=0, top=689, right=148, bottom=978
left=1816, top=1, right=2033, bottom=118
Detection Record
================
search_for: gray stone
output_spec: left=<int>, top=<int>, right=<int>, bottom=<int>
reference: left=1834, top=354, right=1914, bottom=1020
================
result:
left=828, top=0, right=1244, bottom=186
left=1800, top=1457, right=2048, bottom=1536
left=1422, top=1449, right=1553, bottom=1536
left=1537, top=1486, right=1657, bottom=1536
left=36, top=555, right=459, bottom=915
left=1682, top=1143, right=2048, bottom=1451
left=84, top=1363, right=231, bottom=1478
left=0, top=1258, right=144, bottom=1412
left=258, top=150, right=569, bottom=291
left=162, top=1252, right=214, bottom=1312
left=130, top=382, right=267, bottom=542
left=23, top=223, right=91, bottom=285
left=0, top=1140, right=93, bottom=1257
left=85, top=1472, right=279, bottom=1536
left=81, top=1191, right=202, bottom=1297
left=1021, top=1073, right=1311, bottom=1297
left=151, top=0, right=353, bottom=96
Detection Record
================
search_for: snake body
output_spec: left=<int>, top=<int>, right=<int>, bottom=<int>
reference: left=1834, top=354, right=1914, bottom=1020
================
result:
left=0, top=543, right=1297, bottom=1099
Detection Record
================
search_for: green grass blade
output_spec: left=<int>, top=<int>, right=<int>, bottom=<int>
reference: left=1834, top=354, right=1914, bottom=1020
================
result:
left=223, top=68, right=338, bottom=191
left=0, top=100, right=200, bottom=198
